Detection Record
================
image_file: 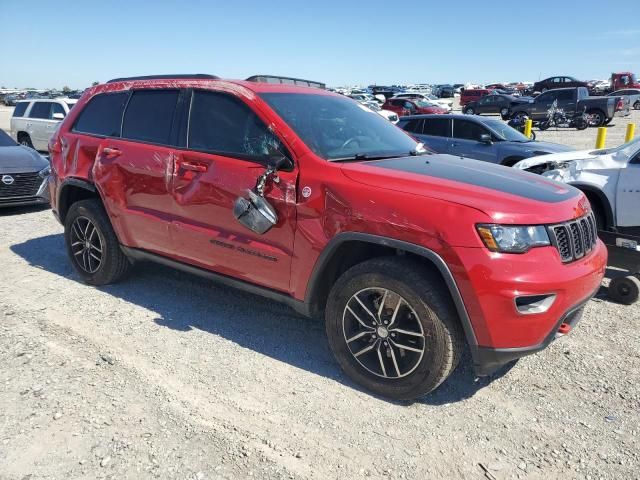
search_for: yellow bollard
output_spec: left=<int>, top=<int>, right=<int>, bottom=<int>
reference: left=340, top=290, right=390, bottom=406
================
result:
left=524, top=119, right=533, bottom=139
left=595, top=127, right=607, bottom=149
left=625, top=123, right=636, bottom=143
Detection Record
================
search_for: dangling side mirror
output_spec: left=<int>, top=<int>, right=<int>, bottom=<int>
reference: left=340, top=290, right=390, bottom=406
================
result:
left=233, top=189, right=278, bottom=235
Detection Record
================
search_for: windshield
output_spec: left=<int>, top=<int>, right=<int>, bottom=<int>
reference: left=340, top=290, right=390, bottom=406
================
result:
left=260, top=93, right=418, bottom=160
left=0, top=129, right=17, bottom=147
left=414, top=99, right=435, bottom=108
left=483, top=119, right=531, bottom=142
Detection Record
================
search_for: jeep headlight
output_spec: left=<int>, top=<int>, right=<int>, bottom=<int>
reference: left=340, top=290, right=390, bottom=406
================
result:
left=38, top=165, right=51, bottom=178
left=476, top=224, right=550, bottom=253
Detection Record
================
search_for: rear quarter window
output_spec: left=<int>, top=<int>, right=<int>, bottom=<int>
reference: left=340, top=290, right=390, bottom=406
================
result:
left=13, top=102, right=29, bottom=117
left=73, top=92, right=129, bottom=137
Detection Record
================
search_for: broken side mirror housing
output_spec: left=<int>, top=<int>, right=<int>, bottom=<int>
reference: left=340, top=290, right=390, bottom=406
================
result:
left=479, top=133, right=493, bottom=144
left=233, top=190, right=278, bottom=235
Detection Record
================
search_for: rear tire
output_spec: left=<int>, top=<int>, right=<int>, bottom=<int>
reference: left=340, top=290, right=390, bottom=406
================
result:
left=539, top=120, right=551, bottom=131
left=587, top=109, right=605, bottom=127
left=64, top=199, right=132, bottom=286
left=17, top=133, right=34, bottom=149
left=575, top=117, right=588, bottom=130
left=464, top=107, right=475, bottom=115
left=325, top=257, right=463, bottom=400
left=634, top=101, right=640, bottom=110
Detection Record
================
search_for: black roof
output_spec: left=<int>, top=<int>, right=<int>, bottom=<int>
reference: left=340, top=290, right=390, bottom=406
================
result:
left=107, top=74, right=219, bottom=83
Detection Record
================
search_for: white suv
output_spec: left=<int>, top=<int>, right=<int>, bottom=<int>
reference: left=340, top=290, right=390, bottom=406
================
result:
left=10, top=98, right=77, bottom=151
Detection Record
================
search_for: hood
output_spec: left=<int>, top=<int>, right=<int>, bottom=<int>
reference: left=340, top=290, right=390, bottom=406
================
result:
left=0, top=146, right=49, bottom=173
left=340, top=154, right=584, bottom=225
left=513, top=149, right=599, bottom=169
left=505, top=140, right=574, bottom=155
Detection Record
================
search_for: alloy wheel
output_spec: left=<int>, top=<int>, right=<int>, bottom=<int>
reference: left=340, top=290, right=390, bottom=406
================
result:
left=70, top=216, right=103, bottom=273
left=342, top=287, right=425, bottom=379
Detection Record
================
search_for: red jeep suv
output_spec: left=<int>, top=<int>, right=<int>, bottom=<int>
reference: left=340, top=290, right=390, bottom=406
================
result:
left=48, top=74, right=607, bottom=400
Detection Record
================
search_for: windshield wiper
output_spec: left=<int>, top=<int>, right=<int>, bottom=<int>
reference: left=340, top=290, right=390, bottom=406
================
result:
left=330, top=153, right=408, bottom=162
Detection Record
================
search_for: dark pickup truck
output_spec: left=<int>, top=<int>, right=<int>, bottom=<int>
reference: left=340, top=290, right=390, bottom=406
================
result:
left=509, top=87, right=622, bottom=127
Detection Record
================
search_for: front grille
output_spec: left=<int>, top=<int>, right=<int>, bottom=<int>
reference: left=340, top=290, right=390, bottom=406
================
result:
left=0, top=172, right=42, bottom=198
left=548, top=212, right=598, bottom=263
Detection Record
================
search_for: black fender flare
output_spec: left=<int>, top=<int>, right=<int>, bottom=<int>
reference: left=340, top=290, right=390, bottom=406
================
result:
left=57, top=177, right=97, bottom=222
left=305, top=232, right=478, bottom=348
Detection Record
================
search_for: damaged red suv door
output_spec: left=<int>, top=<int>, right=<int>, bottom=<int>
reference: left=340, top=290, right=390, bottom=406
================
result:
left=168, top=89, right=298, bottom=291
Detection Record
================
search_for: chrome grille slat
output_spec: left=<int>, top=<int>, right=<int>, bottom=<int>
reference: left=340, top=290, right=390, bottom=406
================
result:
left=548, top=212, right=597, bottom=263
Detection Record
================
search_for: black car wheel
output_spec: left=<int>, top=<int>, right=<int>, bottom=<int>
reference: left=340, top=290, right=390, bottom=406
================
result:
left=17, top=133, right=34, bottom=149
left=634, top=101, right=640, bottom=110
left=500, top=107, right=509, bottom=117
left=465, top=107, right=475, bottom=115
left=608, top=276, right=640, bottom=305
left=64, top=199, right=132, bottom=285
left=325, top=257, right=463, bottom=400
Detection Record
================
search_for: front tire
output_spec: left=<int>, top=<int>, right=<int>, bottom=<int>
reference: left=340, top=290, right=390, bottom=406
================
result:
left=633, top=101, right=640, bottom=110
left=18, top=133, right=34, bottom=149
left=64, top=199, right=132, bottom=285
left=464, top=107, right=475, bottom=115
left=325, top=257, right=463, bottom=400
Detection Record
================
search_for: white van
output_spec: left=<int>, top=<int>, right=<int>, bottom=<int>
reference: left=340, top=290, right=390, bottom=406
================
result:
left=10, top=98, right=77, bottom=151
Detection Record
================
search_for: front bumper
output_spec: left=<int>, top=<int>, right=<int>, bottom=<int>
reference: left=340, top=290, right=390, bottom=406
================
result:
left=0, top=176, right=50, bottom=208
left=450, top=240, right=607, bottom=375
left=471, top=289, right=594, bottom=375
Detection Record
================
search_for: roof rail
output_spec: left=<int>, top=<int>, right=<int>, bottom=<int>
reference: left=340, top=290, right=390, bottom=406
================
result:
left=245, top=75, right=325, bottom=89
left=107, top=74, right=219, bottom=83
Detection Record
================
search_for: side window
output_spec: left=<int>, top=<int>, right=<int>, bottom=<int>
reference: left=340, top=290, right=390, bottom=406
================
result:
left=453, top=120, right=487, bottom=141
left=28, top=102, right=52, bottom=119
left=556, top=90, right=573, bottom=101
left=422, top=118, right=450, bottom=137
left=553, top=77, right=562, bottom=83
left=73, top=92, right=129, bottom=137
left=402, top=119, right=423, bottom=133
left=537, top=92, right=554, bottom=103
left=12, top=102, right=29, bottom=117
left=122, top=90, right=179, bottom=145
left=188, top=90, right=278, bottom=159
left=51, top=103, right=66, bottom=118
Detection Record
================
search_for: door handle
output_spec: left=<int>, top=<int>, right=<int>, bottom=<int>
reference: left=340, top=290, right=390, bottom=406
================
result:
left=180, top=161, right=208, bottom=173
left=102, top=147, right=122, bottom=158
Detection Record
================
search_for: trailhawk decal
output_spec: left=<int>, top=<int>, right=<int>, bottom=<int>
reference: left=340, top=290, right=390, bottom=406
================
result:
left=368, top=155, right=579, bottom=203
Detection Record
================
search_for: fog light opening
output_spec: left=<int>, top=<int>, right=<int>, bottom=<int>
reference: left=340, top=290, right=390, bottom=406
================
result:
left=514, top=294, right=557, bottom=315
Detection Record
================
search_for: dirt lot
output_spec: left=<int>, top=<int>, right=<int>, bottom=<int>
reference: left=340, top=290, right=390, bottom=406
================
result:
left=1, top=104, right=639, bottom=480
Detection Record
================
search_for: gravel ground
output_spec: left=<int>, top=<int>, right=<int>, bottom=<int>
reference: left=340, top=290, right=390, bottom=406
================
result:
left=1, top=207, right=639, bottom=480
left=0, top=102, right=639, bottom=479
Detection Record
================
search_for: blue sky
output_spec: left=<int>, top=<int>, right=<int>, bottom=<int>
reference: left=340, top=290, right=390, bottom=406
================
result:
left=1, top=0, right=638, bottom=89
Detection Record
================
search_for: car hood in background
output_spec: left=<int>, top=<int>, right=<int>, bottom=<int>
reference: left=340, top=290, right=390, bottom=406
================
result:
left=0, top=146, right=49, bottom=172
left=504, top=140, right=575, bottom=154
